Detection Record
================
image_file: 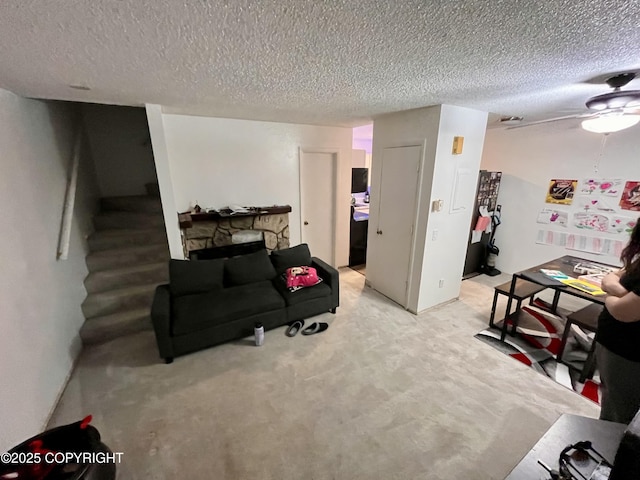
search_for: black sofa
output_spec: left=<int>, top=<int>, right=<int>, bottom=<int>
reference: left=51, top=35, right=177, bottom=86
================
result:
left=151, top=244, right=339, bottom=363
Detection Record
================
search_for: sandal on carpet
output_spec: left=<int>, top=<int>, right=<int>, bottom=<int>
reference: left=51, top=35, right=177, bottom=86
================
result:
left=285, top=320, right=305, bottom=337
left=301, top=322, right=329, bottom=336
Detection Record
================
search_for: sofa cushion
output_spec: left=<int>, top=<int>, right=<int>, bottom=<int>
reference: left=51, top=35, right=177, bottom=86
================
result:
left=172, top=281, right=285, bottom=335
left=273, top=277, right=332, bottom=306
left=224, top=249, right=276, bottom=286
left=169, top=258, right=224, bottom=296
left=270, top=244, right=312, bottom=275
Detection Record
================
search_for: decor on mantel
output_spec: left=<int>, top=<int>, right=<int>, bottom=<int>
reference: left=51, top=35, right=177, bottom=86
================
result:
left=179, top=205, right=292, bottom=258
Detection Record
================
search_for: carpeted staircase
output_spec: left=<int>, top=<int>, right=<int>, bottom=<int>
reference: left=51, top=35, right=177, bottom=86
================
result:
left=80, top=187, right=169, bottom=345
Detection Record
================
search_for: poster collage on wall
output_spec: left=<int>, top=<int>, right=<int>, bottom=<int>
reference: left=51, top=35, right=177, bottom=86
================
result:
left=537, top=178, right=639, bottom=256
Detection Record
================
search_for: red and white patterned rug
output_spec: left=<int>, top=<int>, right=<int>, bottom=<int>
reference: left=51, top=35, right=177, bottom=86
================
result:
left=475, top=300, right=601, bottom=405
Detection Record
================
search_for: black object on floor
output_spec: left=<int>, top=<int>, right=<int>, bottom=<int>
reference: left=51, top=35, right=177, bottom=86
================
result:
left=285, top=320, right=305, bottom=337
left=301, top=322, right=329, bottom=335
left=0, top=415, right=116, bottom=480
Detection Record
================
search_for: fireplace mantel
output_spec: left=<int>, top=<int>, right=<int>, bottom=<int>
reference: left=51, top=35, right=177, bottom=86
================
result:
left=179, top=205, right=292, bottom=229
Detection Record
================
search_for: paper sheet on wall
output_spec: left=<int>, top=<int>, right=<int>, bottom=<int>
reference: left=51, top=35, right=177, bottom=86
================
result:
left=578, top=178, right=624, bottom=197
left=536, top=230, right=567, bottom=247
left=537, top=208, right=568, bottom=227
left=475, top=216, right=490, bottom=231
left=610, top=216, right=637, bottom=235
left=575, top=195, right=618, bottom=213
left=450, top=168, right=473, bottom=213
left=471, top=230, right=483, bottom=243
left=573, top=212, right=610, bottom=232
left=563, top=233, right=626, bottom=256
left=478, top=206, right=492, bottom=233
left=567, top=234, right=597, bottom=255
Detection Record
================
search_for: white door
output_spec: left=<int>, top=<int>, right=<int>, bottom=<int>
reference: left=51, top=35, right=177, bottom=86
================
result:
left=368, top=145, right=421, bottom=306
left=299, top=150, right=336, bottom=265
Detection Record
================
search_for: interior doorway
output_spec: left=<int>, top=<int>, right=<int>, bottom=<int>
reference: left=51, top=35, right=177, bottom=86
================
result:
left=299, top=148, right=337, bottom=266
left=366, top=145, right=421, bottom=307
left=81, top=104, right=158, bottom=198
left=349, top=124, right=373, bottom=275
left=462, top=170, right=503, bottom=279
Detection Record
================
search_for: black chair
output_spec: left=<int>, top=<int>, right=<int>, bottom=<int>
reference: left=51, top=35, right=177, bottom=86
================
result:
left=556, top=303, right=601, bottom=382
left=489, top=278, right=547, bottom=328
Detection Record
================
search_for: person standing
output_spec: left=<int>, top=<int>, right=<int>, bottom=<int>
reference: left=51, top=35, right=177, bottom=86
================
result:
left=597, top=220, right=640, bottom=424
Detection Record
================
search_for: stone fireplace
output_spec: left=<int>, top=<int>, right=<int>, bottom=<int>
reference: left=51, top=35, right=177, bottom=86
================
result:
left=179, top=205, right=291, bottom=258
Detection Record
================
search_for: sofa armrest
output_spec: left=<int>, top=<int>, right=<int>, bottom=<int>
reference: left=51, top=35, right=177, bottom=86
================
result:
left=312, top=257, right=339, bottom=308
left=151, top=284, right=174, bottom=360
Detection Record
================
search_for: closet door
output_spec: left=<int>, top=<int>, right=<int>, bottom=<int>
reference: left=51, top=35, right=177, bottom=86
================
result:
left=368, top=145, right=421, bottom=307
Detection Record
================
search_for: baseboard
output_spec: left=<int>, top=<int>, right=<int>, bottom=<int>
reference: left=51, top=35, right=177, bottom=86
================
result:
left=416, top=297, right=459, bottom=314
left=43, top=334, right=83, bottom=430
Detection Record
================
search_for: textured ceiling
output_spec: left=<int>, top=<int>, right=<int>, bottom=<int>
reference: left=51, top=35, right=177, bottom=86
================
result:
left=1, top=1, right=640, bottom=127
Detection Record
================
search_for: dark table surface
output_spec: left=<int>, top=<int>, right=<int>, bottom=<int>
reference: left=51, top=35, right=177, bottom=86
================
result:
left=505, top=414, right=626, bottom=479
left=500, top=255, right=617, bottom=340
left=517, top=255, right=618, bottom=305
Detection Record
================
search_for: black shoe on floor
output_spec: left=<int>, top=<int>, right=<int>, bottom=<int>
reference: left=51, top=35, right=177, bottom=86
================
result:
left=285, top=320, right=305, bottom=337
left=301, top=322, right=329, bottom=336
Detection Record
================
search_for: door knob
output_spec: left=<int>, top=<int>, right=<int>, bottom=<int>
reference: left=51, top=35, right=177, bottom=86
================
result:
left=304, top=221, right=309, bottom=225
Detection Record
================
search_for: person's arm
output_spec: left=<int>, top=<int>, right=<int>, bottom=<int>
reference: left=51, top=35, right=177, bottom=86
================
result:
left=601, top=271, right=628, bottom=297
left=605, top=291, right=640, bottom=323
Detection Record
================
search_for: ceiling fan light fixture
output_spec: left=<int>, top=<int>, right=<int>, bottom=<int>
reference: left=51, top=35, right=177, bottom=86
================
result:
left=585, top=90, right=640, bottom=110
left=581, top=113, right=640, bottom=134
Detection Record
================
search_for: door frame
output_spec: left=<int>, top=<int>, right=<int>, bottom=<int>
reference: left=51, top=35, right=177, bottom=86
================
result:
left=374, top=143, right=423, bottom=308
left=298, top=147, right=339, bottom=266
left=406, top=140, right=427, bottom=312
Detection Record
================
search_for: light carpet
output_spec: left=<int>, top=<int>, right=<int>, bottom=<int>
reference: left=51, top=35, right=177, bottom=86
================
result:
left=49, top=270, right=599, bottom=479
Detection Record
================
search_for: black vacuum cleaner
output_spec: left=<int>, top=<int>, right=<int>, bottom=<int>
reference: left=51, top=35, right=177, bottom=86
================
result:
left=481, top=205, right=502, bottom=276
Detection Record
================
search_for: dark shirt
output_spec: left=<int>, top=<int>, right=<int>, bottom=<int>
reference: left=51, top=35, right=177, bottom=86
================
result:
left=597, top=270, right=640, bottom=362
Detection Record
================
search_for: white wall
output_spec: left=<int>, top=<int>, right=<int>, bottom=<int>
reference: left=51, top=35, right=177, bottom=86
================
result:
left=417, top=105, right=488, bottom=311
left=82, top=104, right=158, bottom=197
left=145, top=105, right=184, bottom=259
left=159, top=113, right=353, bottom=265
left=353, top=124, right=373, bottom=154
left=369, top=106, right=441, bottom=311
left=0, top=90, right=98, bottom=451
left=352, top=149, right=367, bottom=168
left=369, top=105, right=487, bottom=312
left=482, top=123, right=639, bottom=274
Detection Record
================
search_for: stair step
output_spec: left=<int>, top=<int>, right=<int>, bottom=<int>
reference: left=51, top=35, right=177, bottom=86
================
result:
left=82, top=283, right=159, bottom=319
left=84, top=262, right=169, bottom=294
left=79, top=308, right=152, bottom=345
left=93, top=212, right=165, bottom=231
left=146, top=183, right=160, bottom=197
left=100, top=195, right=163, bottom=214
left=88, top=228, right=167, bottom=252
left=86, top=243, right=169, bottom=273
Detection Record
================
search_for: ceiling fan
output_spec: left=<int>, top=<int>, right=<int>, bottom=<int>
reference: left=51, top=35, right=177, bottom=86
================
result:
left=502, top=72, right=640, bottom=133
